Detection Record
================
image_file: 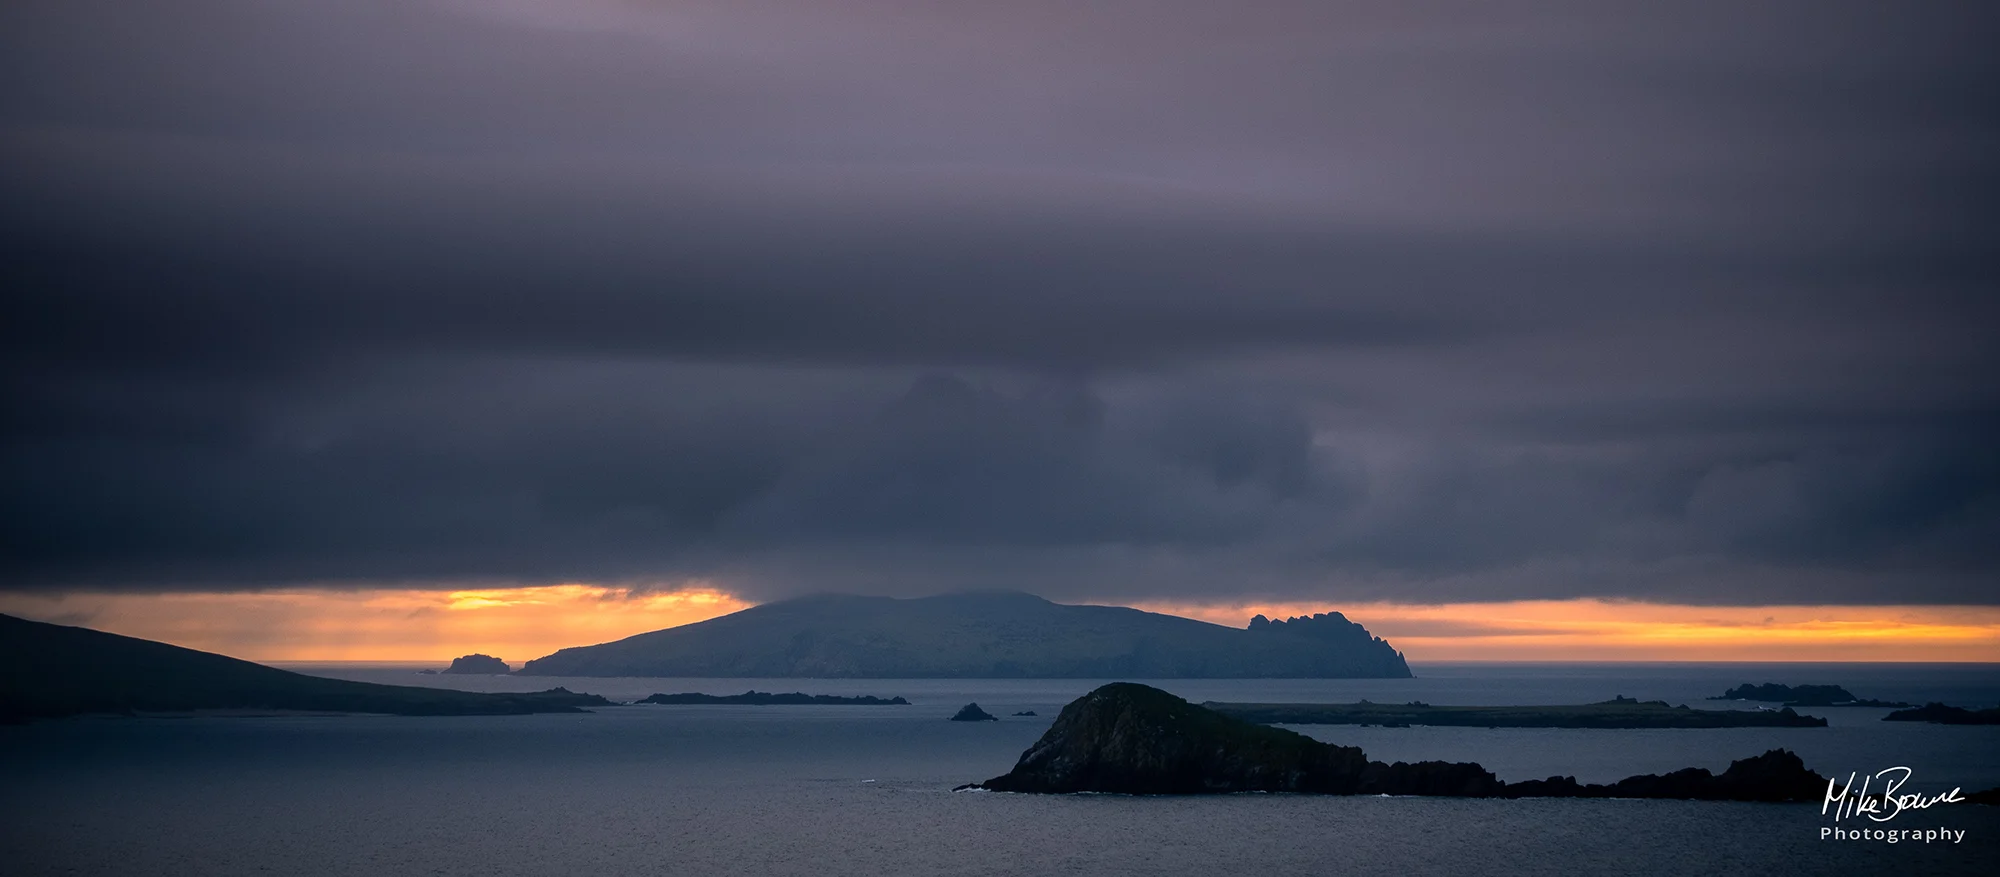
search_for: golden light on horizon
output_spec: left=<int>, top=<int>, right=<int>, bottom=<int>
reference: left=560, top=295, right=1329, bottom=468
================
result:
left=2, top=587, right=1995, bottom=663
left=1132, top=599, right=2000, bottom=662
left=0, top=584, right=751, bottom=664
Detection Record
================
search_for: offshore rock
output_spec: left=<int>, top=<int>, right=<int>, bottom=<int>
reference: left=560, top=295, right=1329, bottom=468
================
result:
left=950, top=702, right=1000, bottom=722
left=1501, top=749, right=1825, bottom=802
left=443, top=654, right=511, bottom=675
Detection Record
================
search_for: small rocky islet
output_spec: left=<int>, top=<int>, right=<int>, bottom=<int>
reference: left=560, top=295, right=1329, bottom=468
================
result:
left=962, top=683, right=1837, bottom=801
left=949, top=703, right=1000, bottom=722
left=441, top=654, right=512, bottom=675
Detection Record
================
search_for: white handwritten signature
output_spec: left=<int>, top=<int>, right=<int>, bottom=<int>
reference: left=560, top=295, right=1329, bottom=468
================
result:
left=1823, top=767, right=1965, bottom=823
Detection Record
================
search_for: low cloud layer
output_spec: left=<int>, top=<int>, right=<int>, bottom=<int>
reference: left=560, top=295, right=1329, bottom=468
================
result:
left=2, top=1, right=1996, bottom=604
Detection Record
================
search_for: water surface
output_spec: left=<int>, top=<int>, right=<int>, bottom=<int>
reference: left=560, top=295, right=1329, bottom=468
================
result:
left=5, top=663, right=1994, bottom=875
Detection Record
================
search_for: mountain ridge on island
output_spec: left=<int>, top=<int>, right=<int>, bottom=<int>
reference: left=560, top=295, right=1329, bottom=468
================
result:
left=0, top=613, right=611, bottom=723
left=519, top=591, right=1411, bottom=678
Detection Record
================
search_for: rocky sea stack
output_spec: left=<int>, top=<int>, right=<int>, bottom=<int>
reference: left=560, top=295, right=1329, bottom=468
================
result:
left=443, top=654, right=511, bottom=675
left=950, top=703, right=999, bottom=722
left=967, top=683, right=1827, bottom=801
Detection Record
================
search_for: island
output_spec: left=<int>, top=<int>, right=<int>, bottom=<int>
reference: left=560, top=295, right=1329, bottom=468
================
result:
left=1013, top=710, right=1038, bottom=716
left=1203, top=695, right=1828, bottom=729
left=517, top=591, right=1410, bottom=678
left=637, top=691, right=908, bottom=705
left=0, top=613, right=614, bottom=722
left=964, top=683, right=1827, bottom=801
left=1708, top=683, right=1910, bottom=708
left=1881, top=703, right=2000, bottom=725
left=443, top=654, right=511, bottom=675
left=950, top=703, right=999, bottom=722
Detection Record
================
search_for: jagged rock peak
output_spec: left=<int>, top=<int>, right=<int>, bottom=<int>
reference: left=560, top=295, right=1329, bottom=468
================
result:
left=950, top=702, right=999, bottom=722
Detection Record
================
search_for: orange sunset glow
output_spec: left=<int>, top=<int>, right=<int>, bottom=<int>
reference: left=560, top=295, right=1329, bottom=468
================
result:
left=0, top=586, right=751, bottom=665
left=1134, top=599, right=2000, bottom=663
left=4, top=587, right=1995, bottom=663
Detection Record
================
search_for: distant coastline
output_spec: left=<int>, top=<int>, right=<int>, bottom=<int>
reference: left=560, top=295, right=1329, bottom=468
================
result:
left=1204, top=696, right=1829, bottom=729
left=638, top=691, right=909, bottom=706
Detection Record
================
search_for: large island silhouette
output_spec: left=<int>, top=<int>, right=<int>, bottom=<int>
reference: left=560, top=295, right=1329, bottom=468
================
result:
left=518, top=591, right=1410, bottom=678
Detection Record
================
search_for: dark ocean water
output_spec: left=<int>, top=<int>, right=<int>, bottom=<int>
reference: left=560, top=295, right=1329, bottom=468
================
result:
left=4, top=663, right=1996, bottom=875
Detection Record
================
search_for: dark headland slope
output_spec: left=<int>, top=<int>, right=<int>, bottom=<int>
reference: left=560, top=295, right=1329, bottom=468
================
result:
left=0, top=614, right=610, bottom=722
left=519, top=591, right=1410, bottom=678
left=968, top=683, right=1827, bottom=801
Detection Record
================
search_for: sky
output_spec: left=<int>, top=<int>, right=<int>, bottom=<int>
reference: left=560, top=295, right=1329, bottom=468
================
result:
left=2, top=1, right=1996, bottom=661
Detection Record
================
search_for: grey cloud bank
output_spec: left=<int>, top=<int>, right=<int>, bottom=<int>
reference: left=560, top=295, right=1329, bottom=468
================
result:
left=2, top=1, right=1995, bottom=604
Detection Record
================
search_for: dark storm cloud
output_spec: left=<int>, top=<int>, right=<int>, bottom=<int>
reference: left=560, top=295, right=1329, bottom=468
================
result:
left=2, top=1, right=1996, bottom=604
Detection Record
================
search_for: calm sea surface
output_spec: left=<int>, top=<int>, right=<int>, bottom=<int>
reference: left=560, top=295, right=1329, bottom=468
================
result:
left=5, top=663, right=1997, bottom=875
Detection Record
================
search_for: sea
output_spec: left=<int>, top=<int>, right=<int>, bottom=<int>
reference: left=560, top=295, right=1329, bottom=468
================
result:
left=4, top=662, right=1997, bottom=875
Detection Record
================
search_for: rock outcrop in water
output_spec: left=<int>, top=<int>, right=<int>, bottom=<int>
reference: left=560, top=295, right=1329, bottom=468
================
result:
left=1881, top=703, right=2000, bottom=725
left=966, top=683, right=1827, bottom=802
left=1709, top=683, right=1910, bottom=708
left=1500, top=749, right=1826, bottom=802
left=519, top=591, right=1410, bottom=678
left=638, top=691, right=908, bottom=705
left=950, top=703, right=999, bottom=722
left=443, top=654, right=511, bottom=675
